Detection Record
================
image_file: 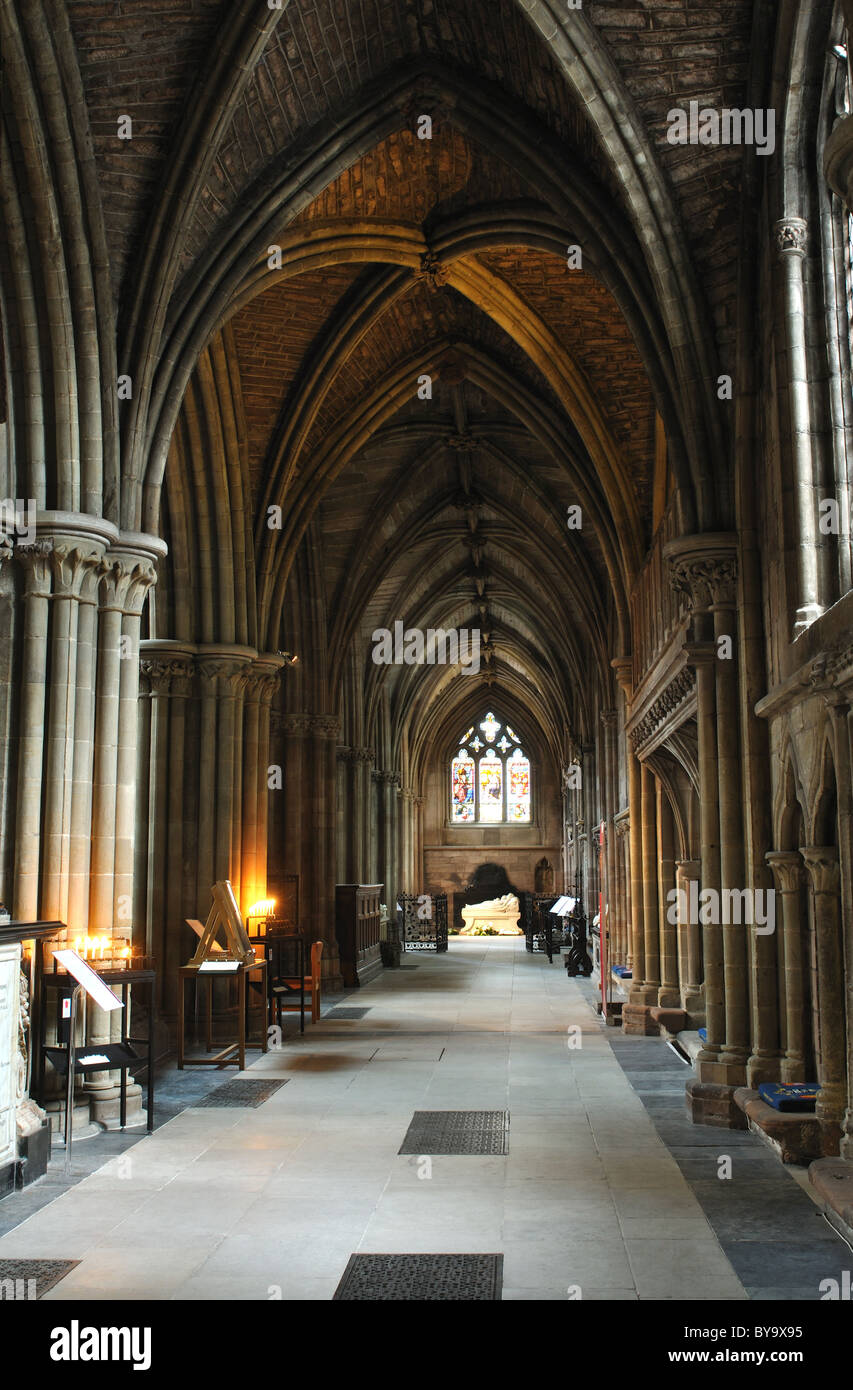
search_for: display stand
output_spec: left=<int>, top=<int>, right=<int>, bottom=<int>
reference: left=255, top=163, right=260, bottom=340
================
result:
left=38, top=951, right=156, bottom=1172
left=178, top=881, right=268, bottom=1069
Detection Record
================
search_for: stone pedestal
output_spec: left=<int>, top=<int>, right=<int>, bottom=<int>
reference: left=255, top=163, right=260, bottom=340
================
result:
left=686, top=1079, right=748, bottom=1130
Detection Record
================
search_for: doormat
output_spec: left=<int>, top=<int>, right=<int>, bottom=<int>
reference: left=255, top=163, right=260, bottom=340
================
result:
left=333, top=1253, right=503, bottom=1300
left=194, top=1078, right=288, bottom=1108
left=325, top=1007, right=371, bottom=1019
left=398, top=1110, right=509, bottom=1155
left=0, top=1259, right=79, bottom=1299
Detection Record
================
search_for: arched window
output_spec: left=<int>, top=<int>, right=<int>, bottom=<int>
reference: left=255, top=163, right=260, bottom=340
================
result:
left=450, top=712, right=531, bottom=824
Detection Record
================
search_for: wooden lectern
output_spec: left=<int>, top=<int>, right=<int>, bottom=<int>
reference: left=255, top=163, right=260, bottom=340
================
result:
left=178, top=881, right=267, bottom=1070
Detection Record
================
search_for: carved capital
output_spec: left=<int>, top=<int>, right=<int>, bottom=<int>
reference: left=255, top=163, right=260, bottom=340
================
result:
left=309, top=715, right=340, bottom=738
left=611, top=656, right=633, bottom=699
left=99, top=554, right=157, bottom=615
left=600, top=708, right=617, bottom=729
left=336, top=745, right=353, bottom=763
left=141, top=656, right=194, bottom=697
left=281, top=714, right=310, bottom=736
left=16, top=540, right=54, bottom=598
left=49, top=542, right=104, bottom=600
left=774, top=217, right=808, bottom=258
left=800, top=846, right=840, bottom=895
left=765, top=850, right=803, bottom=894
left=663, top=535, right=739, bottom=612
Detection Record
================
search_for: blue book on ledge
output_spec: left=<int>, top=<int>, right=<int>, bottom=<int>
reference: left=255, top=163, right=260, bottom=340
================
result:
left=758, top=1082, right=820, bottom=1113
left=698, top=1028, right=707, bottom=1041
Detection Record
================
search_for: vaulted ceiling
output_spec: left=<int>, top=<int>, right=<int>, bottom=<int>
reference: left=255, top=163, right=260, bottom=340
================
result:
left=59, top=0, right=757, bottom=771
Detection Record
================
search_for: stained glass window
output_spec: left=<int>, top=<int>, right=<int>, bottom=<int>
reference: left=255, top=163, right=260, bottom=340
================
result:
left=478, top=751, right=503, bottom=822
left=479, top=712, right=500, bottom=743
left=507, top=749, right=531, bottom=823
left=451, top=753, right=475, bottom=823
left=449, top=713, right=532, bottom=824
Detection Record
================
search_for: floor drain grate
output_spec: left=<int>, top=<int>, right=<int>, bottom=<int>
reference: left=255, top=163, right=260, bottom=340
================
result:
left=325, top=1007, right=371, bottom=1019
left=0, top=1259, right=79, bottom=1300
left=398, top=1110, right=509, bottom=1155
left=193, top=1078, right=288, bottom=1108
left=333, top=1253, right=503, bottom=1300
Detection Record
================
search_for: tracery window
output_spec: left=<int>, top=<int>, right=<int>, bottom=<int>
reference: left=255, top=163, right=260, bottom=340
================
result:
left=450, top=713, right=531, bottom=824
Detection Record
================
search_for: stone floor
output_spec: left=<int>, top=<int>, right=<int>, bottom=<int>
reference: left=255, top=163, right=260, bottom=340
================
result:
left=0, top=940, right=850, bottom=1301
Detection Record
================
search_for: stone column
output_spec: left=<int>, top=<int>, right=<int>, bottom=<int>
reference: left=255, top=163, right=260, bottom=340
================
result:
left=580, top=744, right=596, bottom=920
left=640, top=762, right=660, bottom=999
left=0, top=536, right=15, bottom=910
left=626, top=744, right=646, bottom=1003
left=281, top=715, right=307, bottom=886
left=112, top=542, right=161, bottom=942
left=676, top=860, right=704, bottom=1023
left=399, top=788, right=416, bottom=893
left=774, top=220, right=823, bottom=633
left=252, top=660, right=283, bottom=904
left=195, top=647, right=253, bottom=908
left=657, top=785, right=680, bottom=1009
left=12, top=543, right=53, bottom=921
left=614, top=815, right=630, bottom=966
left=335, top=747, right=350, bottom=880
left=800, top=847, right=846, bottom=1152
left=612, top=657, right=640, bottom=981
left=666, top=537, right=733, bottom=1076
left=67, top=554, right=104, bottom=933
left=240, top=663, right=285, bottom=912
left=375, top=771, right=399, bottom=911
left=309, top=716, right=342, bottom=988
left=600, top=709, right=618, bottom=968
left=766, top=851, right=807, bottom=1084
left=413, top=793, right=425, bottom=893
left=90, top=545, right=157, bottom=936
left=710, top=554, right=749, bottom=1077
left=139, top=643, right=195, bottom=986
left=351, top=749, right=374, bottom=882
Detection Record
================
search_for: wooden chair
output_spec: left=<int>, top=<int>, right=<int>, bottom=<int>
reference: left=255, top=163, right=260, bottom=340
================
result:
left=272, top=939, right=323, bottom=1025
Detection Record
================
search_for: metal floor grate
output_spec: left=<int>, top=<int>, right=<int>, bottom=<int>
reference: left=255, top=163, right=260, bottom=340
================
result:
left=193, top=1078, right=288, bottom=1108
left=325, top=1007, right=371, bottom=1019
left=333, top=1253, right=503, bottom=1301
left=0, top=1259, right=79, bottom=1300
left=398, top=1110, right=509, bottom=1155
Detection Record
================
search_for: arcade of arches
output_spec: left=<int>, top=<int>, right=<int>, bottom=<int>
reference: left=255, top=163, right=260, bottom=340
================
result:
left=3, top=0, right=853, bottom=1291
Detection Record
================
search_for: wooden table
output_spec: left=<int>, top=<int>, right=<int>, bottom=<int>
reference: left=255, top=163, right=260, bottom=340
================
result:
left=177, top=957, right=268, bottom=1070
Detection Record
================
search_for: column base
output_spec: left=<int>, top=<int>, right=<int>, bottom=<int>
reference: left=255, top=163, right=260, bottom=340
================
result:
left=89, top=1081, right=145, bottom=1131
left=650, top=1006, right=688, bottom=1035
left=746, top=1052, right=783, bottom=1089
left=780, top=1055, right=808, bottom=1084
left=622, top=1003, right=660, bottom=1036
left=657, top=986, right=682, bottom=1009
left=686, top=1079, right=748, bottom=1129
left=628, top=983, right=658, bottom=1007
left=695, top=1052, right=747, bottom=1087
left=734, top=1088, right=823, bottom=1164
left=809, top=1157, right=853, bottom=1245
left=681, top=986, right=705, bottom=1027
